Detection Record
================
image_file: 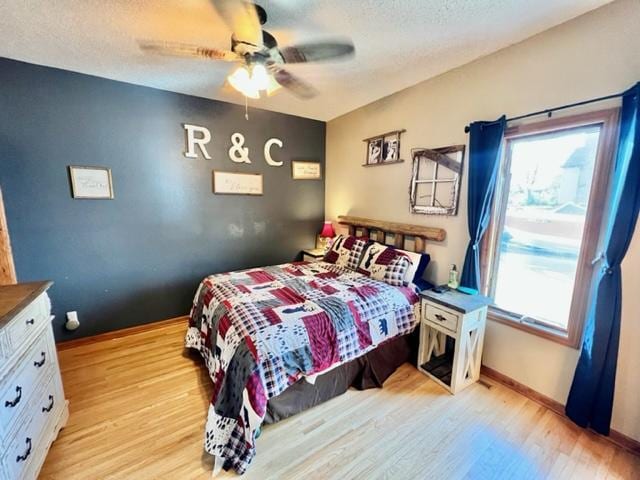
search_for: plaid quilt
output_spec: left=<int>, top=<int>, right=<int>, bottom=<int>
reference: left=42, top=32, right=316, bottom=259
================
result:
left=185, top=261, right=420, bottom=474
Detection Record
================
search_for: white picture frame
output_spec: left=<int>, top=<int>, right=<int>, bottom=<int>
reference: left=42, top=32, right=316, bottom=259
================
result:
left=291, top=161, right=322, bottom=180
left=212, top=170, right=263, bottom=196
left=68, top=165, right=114, bottom=199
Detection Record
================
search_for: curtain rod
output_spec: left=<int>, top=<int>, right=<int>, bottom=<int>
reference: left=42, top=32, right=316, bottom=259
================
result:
left=463, top=91, right=625, bottom=133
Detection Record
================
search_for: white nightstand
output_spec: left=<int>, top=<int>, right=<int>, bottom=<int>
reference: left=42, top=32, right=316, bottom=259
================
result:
left=418, top=289, right=491, bottom=394
left=302, top=248, right=325, bottom=262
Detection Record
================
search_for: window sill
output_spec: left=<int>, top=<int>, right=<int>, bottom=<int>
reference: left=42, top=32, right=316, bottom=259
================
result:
left=487, top=307, right=580, bottom=349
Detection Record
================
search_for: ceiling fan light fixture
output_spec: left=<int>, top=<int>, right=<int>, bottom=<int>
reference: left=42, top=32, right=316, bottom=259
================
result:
left=250, top=64, right=270, bottom=91
left=140, top=1, right=356, bottom=103
left=228, top=66, right=259, bottom=99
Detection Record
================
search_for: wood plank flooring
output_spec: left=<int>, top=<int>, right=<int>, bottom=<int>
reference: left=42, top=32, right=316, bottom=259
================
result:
left=40, top=320, right=640, bottom=479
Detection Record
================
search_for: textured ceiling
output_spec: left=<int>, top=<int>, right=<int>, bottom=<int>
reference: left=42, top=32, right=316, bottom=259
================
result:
left=0, top=0, right=612, bottom=121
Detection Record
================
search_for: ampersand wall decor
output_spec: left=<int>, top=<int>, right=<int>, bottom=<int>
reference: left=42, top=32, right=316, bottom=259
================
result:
left=228, top=133, right=251, bottom=164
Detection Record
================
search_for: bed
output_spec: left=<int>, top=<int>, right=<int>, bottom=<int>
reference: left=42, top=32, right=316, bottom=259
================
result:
left=185, top=216, right=446, bottom=474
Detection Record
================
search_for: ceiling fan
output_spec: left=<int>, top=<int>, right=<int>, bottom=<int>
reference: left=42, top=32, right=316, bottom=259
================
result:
left=139, top=0, right=355, bottom=101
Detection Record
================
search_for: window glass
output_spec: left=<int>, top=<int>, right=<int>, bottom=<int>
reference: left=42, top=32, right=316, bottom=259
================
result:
left=493, top=126, right=601, bottom=330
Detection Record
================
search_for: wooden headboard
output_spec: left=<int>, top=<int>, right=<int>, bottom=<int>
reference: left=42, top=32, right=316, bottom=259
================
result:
left=337, top=216, right=446, bottom=253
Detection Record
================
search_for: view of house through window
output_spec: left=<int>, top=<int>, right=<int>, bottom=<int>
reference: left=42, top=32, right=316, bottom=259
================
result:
left=492, top=125, right=602, bottom=331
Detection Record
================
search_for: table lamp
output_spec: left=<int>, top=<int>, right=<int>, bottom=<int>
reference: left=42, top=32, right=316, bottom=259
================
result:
left=319, top=221, right=336, bottom=252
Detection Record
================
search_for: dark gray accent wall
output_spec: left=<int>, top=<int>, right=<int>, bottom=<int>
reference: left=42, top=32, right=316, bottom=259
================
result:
left=0, top=58, right=325, bottom=341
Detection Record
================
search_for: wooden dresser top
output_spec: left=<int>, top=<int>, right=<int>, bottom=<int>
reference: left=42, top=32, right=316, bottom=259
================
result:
left=0, top=281, right=52, bottom=327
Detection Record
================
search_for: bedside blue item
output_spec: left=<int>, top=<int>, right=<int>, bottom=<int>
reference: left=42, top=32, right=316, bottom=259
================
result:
left=431, top=284, right=449, bottom=294
left=457, top=286, right=478, bottom=295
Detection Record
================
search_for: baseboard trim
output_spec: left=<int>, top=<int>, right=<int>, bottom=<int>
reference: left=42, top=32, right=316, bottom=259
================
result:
left=56, top=315, right=188, bottom=351
left=481, top=365, right=565, bottom=416
left=481, top=365, right=640, bottom=457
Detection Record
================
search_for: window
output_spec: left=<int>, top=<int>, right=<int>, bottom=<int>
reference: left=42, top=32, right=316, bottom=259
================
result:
left=481, top=110, right=619, bottom=347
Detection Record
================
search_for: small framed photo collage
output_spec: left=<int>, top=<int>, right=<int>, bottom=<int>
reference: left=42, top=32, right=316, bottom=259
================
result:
left=363, top=129, right=405, bottom=166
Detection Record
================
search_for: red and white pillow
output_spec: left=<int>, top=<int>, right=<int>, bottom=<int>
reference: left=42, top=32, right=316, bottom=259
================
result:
left=356, top=242, right=413, bottom=286
left=323, top=234, right=368, bottom=271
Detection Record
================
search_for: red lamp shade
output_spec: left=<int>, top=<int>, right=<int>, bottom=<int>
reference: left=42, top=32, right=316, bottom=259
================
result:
left=319, top=221, right=336, bottom=238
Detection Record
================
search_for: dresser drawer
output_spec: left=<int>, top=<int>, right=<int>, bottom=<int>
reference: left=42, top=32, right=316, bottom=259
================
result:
left=1, top=294, right=50, bottom=361
left=0, top=330, right=54, bottom=440
left=1, top=374, right=64, bottom=480
left=424, top=303, right=459, bottom=333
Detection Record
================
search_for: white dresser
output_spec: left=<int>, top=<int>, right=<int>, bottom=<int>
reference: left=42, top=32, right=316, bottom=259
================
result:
left=0, top=282, right=68, bottom=480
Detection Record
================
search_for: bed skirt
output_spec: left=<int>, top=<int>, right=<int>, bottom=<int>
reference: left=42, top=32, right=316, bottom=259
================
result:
left=264, top=329, right=419, bottom=424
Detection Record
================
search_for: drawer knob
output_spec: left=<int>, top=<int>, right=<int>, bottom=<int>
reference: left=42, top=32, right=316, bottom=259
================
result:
left=4, top=385, right=22, bottom=408
left=16, top=437, right=32, bottom=463
left=26, top=318, right=35, bottom=326
left=42, top=394, right=55, bottom=413
left=435, top=314, right=447, bottom=322
left=33, top=351, right=46, bottom=368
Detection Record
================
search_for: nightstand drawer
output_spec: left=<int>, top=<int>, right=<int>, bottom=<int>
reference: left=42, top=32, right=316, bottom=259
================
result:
left=424, top=303, right=459, bottom=333
left=301, top=249, right=325, bottom=263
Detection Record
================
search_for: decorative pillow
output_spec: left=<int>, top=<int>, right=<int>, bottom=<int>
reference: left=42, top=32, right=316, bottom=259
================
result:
left=323, top=234, right=369, bottom=270
left=356, top=241, right=413, bottom=286
left=393, top=248, right=431, bottom=285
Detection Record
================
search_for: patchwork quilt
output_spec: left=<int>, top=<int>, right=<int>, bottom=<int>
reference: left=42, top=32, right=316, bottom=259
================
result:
left=185, top=261, right=420, bottom=474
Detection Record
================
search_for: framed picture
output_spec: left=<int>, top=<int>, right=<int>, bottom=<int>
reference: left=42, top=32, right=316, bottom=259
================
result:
left=292, top=161, right=322, bottom=180
left=212, top=170, right=263, bottom=195
left=382, top=135, right=400, bottom=162
left=366, top=138, right=383, bottom=165
left=68, top=166, right=114, bottom=199
left=363, top=129, right=405, bottom=167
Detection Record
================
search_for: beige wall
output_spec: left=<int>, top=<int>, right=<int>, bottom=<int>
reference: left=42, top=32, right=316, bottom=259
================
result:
left=326, top=0, right=640, bottom=440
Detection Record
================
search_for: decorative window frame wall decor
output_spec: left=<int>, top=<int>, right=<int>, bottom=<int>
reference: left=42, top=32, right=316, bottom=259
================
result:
left=409, top=145, right=465, bottom=215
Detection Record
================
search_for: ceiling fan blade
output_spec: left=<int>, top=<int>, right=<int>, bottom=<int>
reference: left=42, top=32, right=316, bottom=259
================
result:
left=275, top=40, right=355, bottom=64
left=269, top=66, right=317, bottom=99
left=138, top=40, right=239, bottom=62
left=211, top=0, right=263, bottom=48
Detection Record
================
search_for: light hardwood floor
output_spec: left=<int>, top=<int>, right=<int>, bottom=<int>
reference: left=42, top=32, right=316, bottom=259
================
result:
left=40, top=320, right=640, bottom=479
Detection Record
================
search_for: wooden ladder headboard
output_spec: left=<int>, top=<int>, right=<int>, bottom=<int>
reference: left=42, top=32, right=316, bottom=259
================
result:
left=337, top=216, right=446, bottom=253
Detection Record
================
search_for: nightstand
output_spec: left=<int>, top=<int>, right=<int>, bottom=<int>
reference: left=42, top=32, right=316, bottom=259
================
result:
left=302, top=248, right=325, bottom=262
left=417, top=289, right=491, bottom=394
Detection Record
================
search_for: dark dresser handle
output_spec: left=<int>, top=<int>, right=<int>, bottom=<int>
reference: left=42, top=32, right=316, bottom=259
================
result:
left=26, top=318, right=35, bottom=326
left=435, top=314, right=447, bottom=322
left=42, top=395, right=54, bottom=413
left=4, top=386, right=22, bottom=408
left=16, top=437, right=32, bottom=463
left=33, top=351, right=46, bottom=368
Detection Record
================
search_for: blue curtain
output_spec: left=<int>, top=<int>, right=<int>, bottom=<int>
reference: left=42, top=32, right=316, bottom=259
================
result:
left=566, top=82, right=640, bottom=434
left=460, top=116, right=507, bottom=292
